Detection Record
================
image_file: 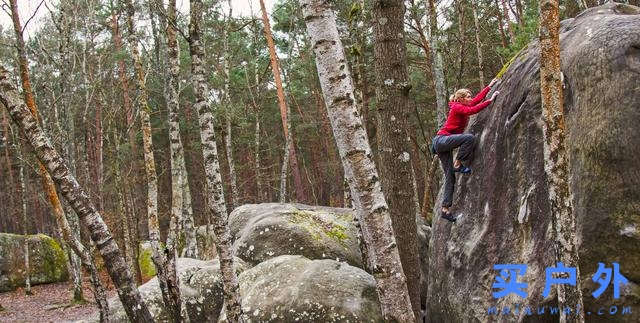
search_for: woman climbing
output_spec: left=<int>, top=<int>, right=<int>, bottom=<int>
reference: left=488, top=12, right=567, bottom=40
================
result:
left=432, top=79, right=500, bottom=222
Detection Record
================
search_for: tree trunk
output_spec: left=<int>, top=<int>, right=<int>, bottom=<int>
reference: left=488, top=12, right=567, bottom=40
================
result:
left=181, top=162, right=198, bottom=258
left=18, top=141, right=32, bottom=295
left=300, top=1, right=415, bottom=321
left=222, top=0, right=240, bottom=209
left=494, top=0, right=509, bottom=48
left=189, top=0, right=245, bottom=321
left=164, top=1, right=185, bottom=320
left=245, top=61, right=263, bottom=202
left=539, top=0, right=585, bottom=322
left=114, top=132, right=137, bottom=286
left=472, top=0, right=485, bottom=87
left=501, top=0, right=516, bottom=41
left=258, top=0, right=307, bottom=203
left=427, top=0, right=448, bottom=125
left=371, top=0, right=421, bottom=320
left=1, top=65, right=152, bottom=322
left=455, top=1, right=467, bottom=89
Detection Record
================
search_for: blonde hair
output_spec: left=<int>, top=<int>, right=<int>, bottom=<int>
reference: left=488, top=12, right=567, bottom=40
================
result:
left=449, top=89, right=472, bottom=102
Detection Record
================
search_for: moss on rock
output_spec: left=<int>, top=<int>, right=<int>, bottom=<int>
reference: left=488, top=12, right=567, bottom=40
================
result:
left=138, top=242, right=156, bottom=280
left=0, top=233, right=68, bottom=292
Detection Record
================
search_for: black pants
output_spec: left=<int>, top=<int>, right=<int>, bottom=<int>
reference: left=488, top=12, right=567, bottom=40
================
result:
left=432, top=134, right=475, bottom=208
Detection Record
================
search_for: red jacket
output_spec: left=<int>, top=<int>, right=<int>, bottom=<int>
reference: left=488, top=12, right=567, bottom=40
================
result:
left=437, top=86, right=492, bottom=136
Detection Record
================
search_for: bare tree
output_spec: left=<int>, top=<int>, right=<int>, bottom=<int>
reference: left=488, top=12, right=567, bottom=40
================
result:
left=1, top=64, right=153, bottom=321
left=258, top=0, right=307, bottom=203
left=300, top=0, right=414, bottom=321
left=189, top=0, right=245, bottom=321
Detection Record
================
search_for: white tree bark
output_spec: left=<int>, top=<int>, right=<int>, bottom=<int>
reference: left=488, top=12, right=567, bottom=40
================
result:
left=0, top=65, right=151, bottom=322
left=16, top=139, right=31, bottom=295
left=189, top=0, right=245, bottom=320
left=223, top=0, right=239, bottom=209
left=181, top=162, right=198, bottom=258
left=126, top=0, right=182, bottom=320
left=300, top=1, right=414, bottom=321
left=164, top=2, right=185, bottom=319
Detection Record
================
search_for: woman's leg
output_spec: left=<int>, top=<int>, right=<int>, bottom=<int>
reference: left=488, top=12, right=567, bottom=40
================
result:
left=437, top=150, right=456, bottom=209
left=455, top=134, right=476, bottom=163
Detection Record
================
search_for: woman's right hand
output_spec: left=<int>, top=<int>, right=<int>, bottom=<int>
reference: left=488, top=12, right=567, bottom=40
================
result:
left=490, top=91, right=500, bottom=101
left=489, top=78, right=498, bottom=87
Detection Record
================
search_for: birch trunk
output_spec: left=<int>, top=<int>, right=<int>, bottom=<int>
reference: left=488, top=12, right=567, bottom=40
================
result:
left=259, top=0, right=307, bottom=203
left=181, top=162, right=198, bottom=258
left=539, top=0, right=585, bottom=321
left=371, top=0, right=421, bottom=319
left=300, top=1, right=414, bottom=321
left=472, top=0, right=485, bottom=86
left=1, top=111, right=17, bottom=231
left=165, top=2, right=184, bottom=320
left=0, top=65, right=151, bottom=322
left=427, top=0, right=448, bottom=125
left=222, top=0, right=239, bottom=209
left=189, top=0, right=245, bottom=320
left=17, top=140, right=31, bottom=295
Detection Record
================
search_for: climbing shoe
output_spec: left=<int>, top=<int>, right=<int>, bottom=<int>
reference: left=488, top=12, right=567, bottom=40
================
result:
left=441, top=211, right=457, bottom=223
left=453, top=165, right=472, bottom=174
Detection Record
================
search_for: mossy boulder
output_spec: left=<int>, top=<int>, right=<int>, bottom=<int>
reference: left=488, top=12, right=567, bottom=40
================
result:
left=220, top=255, right=382, bottom=322
left=137, top=241, right=156, bottom=280
left=228, top=203, right=363, bottom=267
left=0, top=233, right=68, bottom=292
left=104, top=257, right=247, bottom=322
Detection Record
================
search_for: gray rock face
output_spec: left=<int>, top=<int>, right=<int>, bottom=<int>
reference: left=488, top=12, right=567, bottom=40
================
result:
left=229, top=203, right=431, bottom=304
left=105, top=257, right=247, bottom=322
left=232, top=255, right=382, bottom=322
left=0, top=233, right=68, bottom=292
left=228, top=203, right=363, bottom=267
left=427, top=3, right=640, bottom=322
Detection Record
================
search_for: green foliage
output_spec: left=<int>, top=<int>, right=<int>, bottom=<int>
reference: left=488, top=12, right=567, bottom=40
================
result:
left=498, top=1, right=539, bottom=61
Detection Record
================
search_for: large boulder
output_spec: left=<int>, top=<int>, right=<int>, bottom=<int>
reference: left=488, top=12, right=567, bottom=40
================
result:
left=0, top=233, right=68, bottom=292
left=228, top=203, right=364, bottom=268
left=228, top=203, right=431, bottom=304
left=224, top=255, right=382, bottom=322
left=105, top=257, right=247, bottom=322
left=427, top=3, right=640, bottom=322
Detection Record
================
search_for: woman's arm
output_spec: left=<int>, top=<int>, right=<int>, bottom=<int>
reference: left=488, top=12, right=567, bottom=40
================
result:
left=469, top=86, right=491, bottom=106
left=458, top=99, right=492, bottom=115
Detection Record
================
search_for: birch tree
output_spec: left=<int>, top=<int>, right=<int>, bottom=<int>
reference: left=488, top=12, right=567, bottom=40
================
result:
left=539, top=0, right=585, bottom=322
left=371, top=0, right=421, bottom=319
left=1, top=64, right=152, bottom=321
left=222, top=0, right=240, bottom=209
left=189, top=0, right=245, bottom=320
left=300, top=0, right=414, bottom=321
left=164, top=1, right=185, bottom=319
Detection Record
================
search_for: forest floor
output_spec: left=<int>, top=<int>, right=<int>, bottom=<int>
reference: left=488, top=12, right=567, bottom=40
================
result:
left=0, top=271, right=117, bottom=323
